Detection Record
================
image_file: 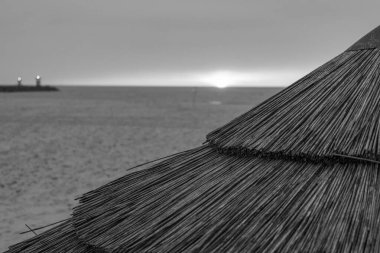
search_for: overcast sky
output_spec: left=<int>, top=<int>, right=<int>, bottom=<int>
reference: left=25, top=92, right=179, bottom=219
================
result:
left=1, top=0, right=380, bottom=86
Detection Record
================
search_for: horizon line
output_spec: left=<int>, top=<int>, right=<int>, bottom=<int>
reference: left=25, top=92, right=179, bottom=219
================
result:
left=0, top=83, right=287, bottom=88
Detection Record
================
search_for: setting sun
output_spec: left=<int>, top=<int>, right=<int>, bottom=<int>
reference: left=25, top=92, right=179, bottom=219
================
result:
left=199, top=71, right=255, bottom=88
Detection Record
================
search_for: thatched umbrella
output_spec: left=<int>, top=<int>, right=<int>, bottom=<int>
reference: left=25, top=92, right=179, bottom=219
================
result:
left=7, top=25, right=380, bottom=252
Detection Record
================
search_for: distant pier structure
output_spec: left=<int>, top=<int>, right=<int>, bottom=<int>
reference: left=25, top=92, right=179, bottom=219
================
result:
left=0, top=75, right=58, bottom=92
left=35, top=75, right=41, bottom=87
left=17, top=77, right=22, bottom=86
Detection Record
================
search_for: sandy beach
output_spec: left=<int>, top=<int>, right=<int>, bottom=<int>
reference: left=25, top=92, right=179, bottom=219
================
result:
left=0, top=86, right=280, bottom=251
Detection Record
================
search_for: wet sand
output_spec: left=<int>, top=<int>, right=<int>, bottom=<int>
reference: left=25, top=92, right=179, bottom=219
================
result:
left=0, top=86, right=281, bottom=250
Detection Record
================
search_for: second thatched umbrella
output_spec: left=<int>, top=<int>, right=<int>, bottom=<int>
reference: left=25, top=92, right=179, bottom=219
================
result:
left=7, top=25, right=380, bottom=252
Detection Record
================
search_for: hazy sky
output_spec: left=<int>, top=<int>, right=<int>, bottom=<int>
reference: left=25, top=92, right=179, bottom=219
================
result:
left=1, top=0, right=380, bottom=86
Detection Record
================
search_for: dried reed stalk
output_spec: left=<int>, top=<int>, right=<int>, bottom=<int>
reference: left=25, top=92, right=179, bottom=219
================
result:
left=7, top=221, right=104, bottom=252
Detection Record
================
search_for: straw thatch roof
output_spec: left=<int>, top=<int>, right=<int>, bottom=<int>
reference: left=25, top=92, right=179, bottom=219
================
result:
left=7, top=25, right=380, bottom=252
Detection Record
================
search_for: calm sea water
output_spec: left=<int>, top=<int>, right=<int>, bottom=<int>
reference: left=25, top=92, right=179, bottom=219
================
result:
left=0, top=85, right=283, bottom=251
left=52, top=86, right=282, bottom=104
